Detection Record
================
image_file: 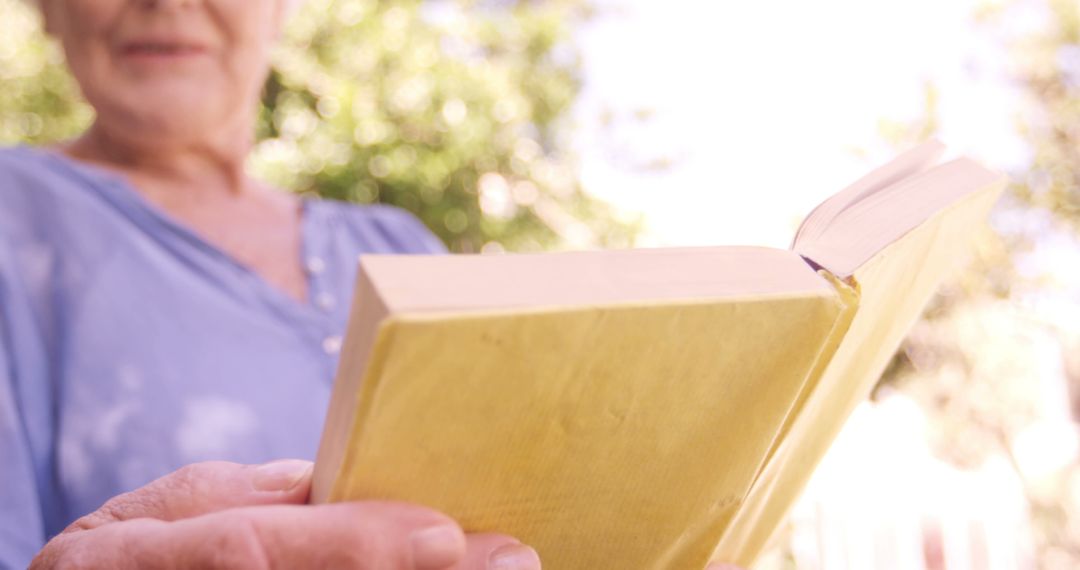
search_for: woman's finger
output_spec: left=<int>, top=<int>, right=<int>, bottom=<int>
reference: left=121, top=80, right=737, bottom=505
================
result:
left=64, top=460, right=313, bottom=532
left=454, top=533, right=541, bottom=570
left=51, top=501, right=468, bottom=570
left=40, top=460, right=542, bottom=570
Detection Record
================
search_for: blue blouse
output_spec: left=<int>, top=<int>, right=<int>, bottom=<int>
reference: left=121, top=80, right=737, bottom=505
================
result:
left=0, top=146, right=446, bottom=568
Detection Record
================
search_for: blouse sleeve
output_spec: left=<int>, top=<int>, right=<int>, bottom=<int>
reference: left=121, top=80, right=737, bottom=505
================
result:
left=0, top=240, right=50, bottom=569
left=350, top=204, right=449, bottom=255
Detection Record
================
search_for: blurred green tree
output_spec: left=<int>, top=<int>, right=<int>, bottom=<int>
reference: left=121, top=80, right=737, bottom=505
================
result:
left=1005, top=0, right=1080, bottom=226
left=870, top=0, right=1080, bottom=565
left=0, top=3, right=93, bottom=144
left=0, top=0, right=638, bottom=252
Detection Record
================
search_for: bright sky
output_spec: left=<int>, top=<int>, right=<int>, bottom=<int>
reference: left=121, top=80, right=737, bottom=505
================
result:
left=574, top=0, right=1027, bottom=248
left=571, top=0, right=1080, bottom=514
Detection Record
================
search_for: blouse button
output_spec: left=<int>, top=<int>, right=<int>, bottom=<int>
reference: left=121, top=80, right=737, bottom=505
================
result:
left=306, top=256, right=326, bottom=274
left=322, top=335, right=343, bottom=355
left=315, top=292, right=336, bottom=311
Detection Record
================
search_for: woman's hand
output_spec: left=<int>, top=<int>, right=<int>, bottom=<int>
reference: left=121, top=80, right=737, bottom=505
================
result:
left=30, top=460, right=540, bottom=570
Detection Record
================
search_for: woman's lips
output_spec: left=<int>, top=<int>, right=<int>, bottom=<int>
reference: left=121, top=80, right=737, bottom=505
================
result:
left=120, top=41, right=209, bottom=61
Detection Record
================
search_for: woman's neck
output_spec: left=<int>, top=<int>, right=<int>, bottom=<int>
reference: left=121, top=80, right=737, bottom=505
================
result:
left=55, top=117, right=308, bottom=303
left=62, top=119, right=255, bottom=197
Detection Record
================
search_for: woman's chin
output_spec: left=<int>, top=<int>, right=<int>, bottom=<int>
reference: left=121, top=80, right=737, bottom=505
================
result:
left=77, top=64, right=261, bottom=149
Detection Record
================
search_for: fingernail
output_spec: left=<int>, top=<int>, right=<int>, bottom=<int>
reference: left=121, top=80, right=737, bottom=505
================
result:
left=488, top=544, right=541, bottom=570
left=252, top=459, right=312, bottom=492
left=410, top=525, right=465, bottom=569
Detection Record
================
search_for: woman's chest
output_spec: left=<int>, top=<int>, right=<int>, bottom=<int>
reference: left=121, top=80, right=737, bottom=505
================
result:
left=28, top=201, right=357, bottom=532
left=51, top=279, right=338, bottom=527
left=135, top=182, right=310, bottom=303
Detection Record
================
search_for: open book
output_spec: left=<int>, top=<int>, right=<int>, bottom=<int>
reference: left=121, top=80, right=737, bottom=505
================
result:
left=311, top=140, right=1005, bottom=569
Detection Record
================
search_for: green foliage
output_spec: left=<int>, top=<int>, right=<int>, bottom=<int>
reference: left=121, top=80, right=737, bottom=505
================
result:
left=989, top=3, right=1080, bottom=562
left=872, top=0, right=1080, bottom=564
left=0, top=3, right=93, bottom=143
left=1005, top=0, right=1080, bottom=226
left=0, top=0, right=638, bottom=252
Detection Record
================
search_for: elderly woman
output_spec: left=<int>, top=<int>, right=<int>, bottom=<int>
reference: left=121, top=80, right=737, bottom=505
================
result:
left=0, top=1, right=746, bottom=569
left=0, top=0, right=544, bottom=568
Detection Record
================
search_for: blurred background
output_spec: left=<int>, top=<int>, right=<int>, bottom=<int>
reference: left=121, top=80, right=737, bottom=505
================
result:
left=1, top=0, right=1076, bottom=567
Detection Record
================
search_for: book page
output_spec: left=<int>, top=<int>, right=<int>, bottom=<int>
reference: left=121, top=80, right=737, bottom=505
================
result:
left=793, top=140, right=945, bottom=246
left=794, top=158, right=1005, bottom=277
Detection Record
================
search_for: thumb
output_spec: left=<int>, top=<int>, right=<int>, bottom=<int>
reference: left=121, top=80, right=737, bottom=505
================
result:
left=67, top=460, right=313, bottom=533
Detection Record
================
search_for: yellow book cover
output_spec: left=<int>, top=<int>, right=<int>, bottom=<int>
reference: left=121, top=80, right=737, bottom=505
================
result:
left=312, top=141, right=1006, bottom=569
